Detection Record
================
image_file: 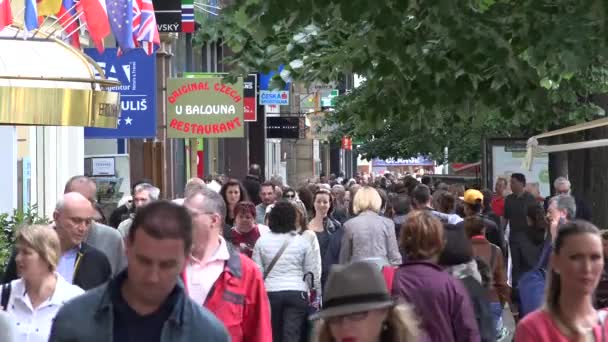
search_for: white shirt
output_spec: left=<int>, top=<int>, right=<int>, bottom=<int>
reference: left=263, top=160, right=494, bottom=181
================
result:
left=185, top=237, right=230, bottom=304
left=5, top=274, right=84, bottom=342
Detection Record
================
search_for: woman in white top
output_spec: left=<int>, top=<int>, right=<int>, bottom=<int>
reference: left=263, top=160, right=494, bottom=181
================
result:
left=253, top=201, right=316, bottom=342
left=1, top=225, right=84, bottom=342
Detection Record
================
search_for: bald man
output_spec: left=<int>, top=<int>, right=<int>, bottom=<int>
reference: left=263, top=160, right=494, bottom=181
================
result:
left=65, top=175, right=127, bottom=275
left=3, top=192, right=112, bottom=290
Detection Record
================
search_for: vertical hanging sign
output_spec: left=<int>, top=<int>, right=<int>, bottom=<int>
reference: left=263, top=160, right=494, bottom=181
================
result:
left=243, top=74, right=258, bottom=121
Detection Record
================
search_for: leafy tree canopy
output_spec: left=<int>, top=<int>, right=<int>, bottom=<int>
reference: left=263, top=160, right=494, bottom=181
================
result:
left=196, top=0, right=608, bottom=162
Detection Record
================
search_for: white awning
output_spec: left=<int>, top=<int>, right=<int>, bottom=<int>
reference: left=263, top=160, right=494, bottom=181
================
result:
left=523, top=117, right=608, bottom=170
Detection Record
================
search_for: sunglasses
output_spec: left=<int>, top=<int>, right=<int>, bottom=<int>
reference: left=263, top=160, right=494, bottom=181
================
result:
left=284, top=193, right=296, bottom=199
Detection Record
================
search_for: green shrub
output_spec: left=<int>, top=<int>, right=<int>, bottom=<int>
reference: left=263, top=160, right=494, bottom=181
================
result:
left=0, top=205, right=49, bottom=278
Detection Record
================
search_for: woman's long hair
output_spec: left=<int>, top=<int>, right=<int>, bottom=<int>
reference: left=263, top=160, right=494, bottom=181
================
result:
left=313, top=304, right=419, bottom=342
left=544, top=221, right=601, bottom=330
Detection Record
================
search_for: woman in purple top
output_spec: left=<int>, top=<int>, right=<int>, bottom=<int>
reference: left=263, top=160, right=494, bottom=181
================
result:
left=392, top=210, right=481, bottom=342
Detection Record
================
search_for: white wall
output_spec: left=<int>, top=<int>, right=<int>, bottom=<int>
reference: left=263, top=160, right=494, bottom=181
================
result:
left=0, top=126, right=17, bottom=214
left=33, top=127, right=85, bottom=217
left=84, top=139, right=118, bottom=155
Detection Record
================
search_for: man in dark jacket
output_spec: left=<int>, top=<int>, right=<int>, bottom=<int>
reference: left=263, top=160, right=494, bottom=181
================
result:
left=108, top=178, right=154, bottom=228
left=48, top=201, right=229, bottom=342
left=243, top=164, right=262, bottom=205
left=3, top=192, right=111, bottom=290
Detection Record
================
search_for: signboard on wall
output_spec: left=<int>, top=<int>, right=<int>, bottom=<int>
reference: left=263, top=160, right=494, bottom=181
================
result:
left=485, top=138, right=550, bottom=197
left=266, top=117, right=301, bottom=139
left=153, top=0, right=182, bottom=32
left=260, top=90, right=289, bottom=105
left=166, top=77, right=244, bottom=138
left=84, top=48, right=157, bottom=139
left=243, top=74, right=258, bottom=121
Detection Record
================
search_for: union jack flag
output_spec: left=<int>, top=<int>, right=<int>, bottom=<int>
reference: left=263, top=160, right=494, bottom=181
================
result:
left=134, top=0, right=159, bottom=55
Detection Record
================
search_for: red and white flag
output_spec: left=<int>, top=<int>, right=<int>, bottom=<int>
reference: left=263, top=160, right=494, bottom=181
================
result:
left=78, top=0, right=110, bottom=52
left=0, top=0, right=13, bottom=31
left=136, top=0, right=160, bottom=55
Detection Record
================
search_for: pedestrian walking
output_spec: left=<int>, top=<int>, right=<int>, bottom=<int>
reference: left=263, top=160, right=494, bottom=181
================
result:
left=183, top=188, right=272, bottom=342
left=2, top=225, right=84, bottom=342
left=515, top=221, right=607, bottom=341
left=48, top=201, right=230, bottom=342
left=253, top=201, right=317, bottom=342
left=310, top=261, right=420, bottom=342
left=309, top=189, right=343, bottom=287
left=340, top=186, right=402, bottom=267
left=393, top=210, right=480, bottom=341
left=220, top=179, right=249, bottom=226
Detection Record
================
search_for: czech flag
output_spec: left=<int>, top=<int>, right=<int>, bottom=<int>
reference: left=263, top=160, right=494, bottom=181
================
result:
left=0, top=0, right=12, bottom=31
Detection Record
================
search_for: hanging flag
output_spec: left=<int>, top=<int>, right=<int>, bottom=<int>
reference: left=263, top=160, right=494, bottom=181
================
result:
left=135, top=0, right=159, bottom=55
left=24, top=0, right=38, bottom=30
left=37, top=0, right=62, bottom=16
left=79, top=0, right=110, bottom=52
left=57, top=0, right=80, bottom=48
left=0, top=0, right=12, bottom=31
left=107, top=0, right=135, bottom=52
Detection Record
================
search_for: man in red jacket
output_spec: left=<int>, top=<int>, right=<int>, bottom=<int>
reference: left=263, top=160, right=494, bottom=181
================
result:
left=182, top=188, right=272, bottom=342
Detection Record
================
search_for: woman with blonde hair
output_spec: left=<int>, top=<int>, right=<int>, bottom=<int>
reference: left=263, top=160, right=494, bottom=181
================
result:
left=392, top=210, right=480, bottom=341
left=311, top=261, right=419, bottom=342
left=339, top=186, right=401, bottom=267
left=1, top=225, right=84, bottom=342
left=515, top=221, right=608, bottom=341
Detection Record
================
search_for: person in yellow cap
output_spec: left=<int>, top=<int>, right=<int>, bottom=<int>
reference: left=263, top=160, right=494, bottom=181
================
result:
left=456, top=189, right=504, bottom=253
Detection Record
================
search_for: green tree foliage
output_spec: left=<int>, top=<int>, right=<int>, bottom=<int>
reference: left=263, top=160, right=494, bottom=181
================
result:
left=0, top=205, right=49, bottom=277
left=196, top=0, right=608, bottom=161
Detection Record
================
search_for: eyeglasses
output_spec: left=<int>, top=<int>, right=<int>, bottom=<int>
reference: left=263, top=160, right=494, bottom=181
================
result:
left=284, top=194, right=296, bottom=199
left=327, top=311, right=369, bottom=324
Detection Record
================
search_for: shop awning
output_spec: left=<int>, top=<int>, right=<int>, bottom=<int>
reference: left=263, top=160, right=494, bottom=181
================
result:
left=523, top=117, right=608, bottom=170
left=0, top=26, right=120, bottom=128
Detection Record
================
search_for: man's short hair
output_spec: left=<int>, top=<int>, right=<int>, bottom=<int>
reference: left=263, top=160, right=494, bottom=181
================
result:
left=64, top=175, right=95, bottom=193
left=550, top=194, right=577, bottom=219
left=184, top=178, right=206, bottom=198
left=129, top=201, right=193, bottom=254
left=511, top=173, right=526, bottom=185
left=186, top=188, right=227, bottom=219
left=260, top=182, right=275, bottom=191
left=134, top=183, right=161, bottom=200
left=412, top=184, right=431, bottom=206
left=553, top=177, right=571, bottom=189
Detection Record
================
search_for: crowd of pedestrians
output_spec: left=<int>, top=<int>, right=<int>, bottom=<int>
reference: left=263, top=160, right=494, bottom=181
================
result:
left=1, top=166, right=608, bottom=342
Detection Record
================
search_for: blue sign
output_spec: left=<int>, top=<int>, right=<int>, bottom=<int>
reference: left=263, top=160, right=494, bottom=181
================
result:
left=372, top=157, right=434, bottom=167
left=259, top=90, right=289, bottom=105
left=259, top=65, right=290, bottom=91
left=84, top=48, right=157, bottom=139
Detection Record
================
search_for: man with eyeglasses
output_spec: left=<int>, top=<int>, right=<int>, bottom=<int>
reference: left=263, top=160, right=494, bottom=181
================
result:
left=2, top=192, right=112, bottom=290
left=543, top=176, right=592, bottom=221
left=182, top=188, right=272, bottom=342
left=64, top=175, right=127, bottom=275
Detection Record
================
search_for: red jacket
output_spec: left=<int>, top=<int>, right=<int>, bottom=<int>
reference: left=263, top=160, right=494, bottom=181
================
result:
left=181, top=249, right=272, bottom=342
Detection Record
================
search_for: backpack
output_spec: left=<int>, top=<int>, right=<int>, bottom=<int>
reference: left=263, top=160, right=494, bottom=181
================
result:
left=518, top=239, right=552, bottom=318
left=475, top=244, right=498, bottom=289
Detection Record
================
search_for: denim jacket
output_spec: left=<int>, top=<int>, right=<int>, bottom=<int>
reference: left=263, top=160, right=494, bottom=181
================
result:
left=48, top=270, right=229, bottom=342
